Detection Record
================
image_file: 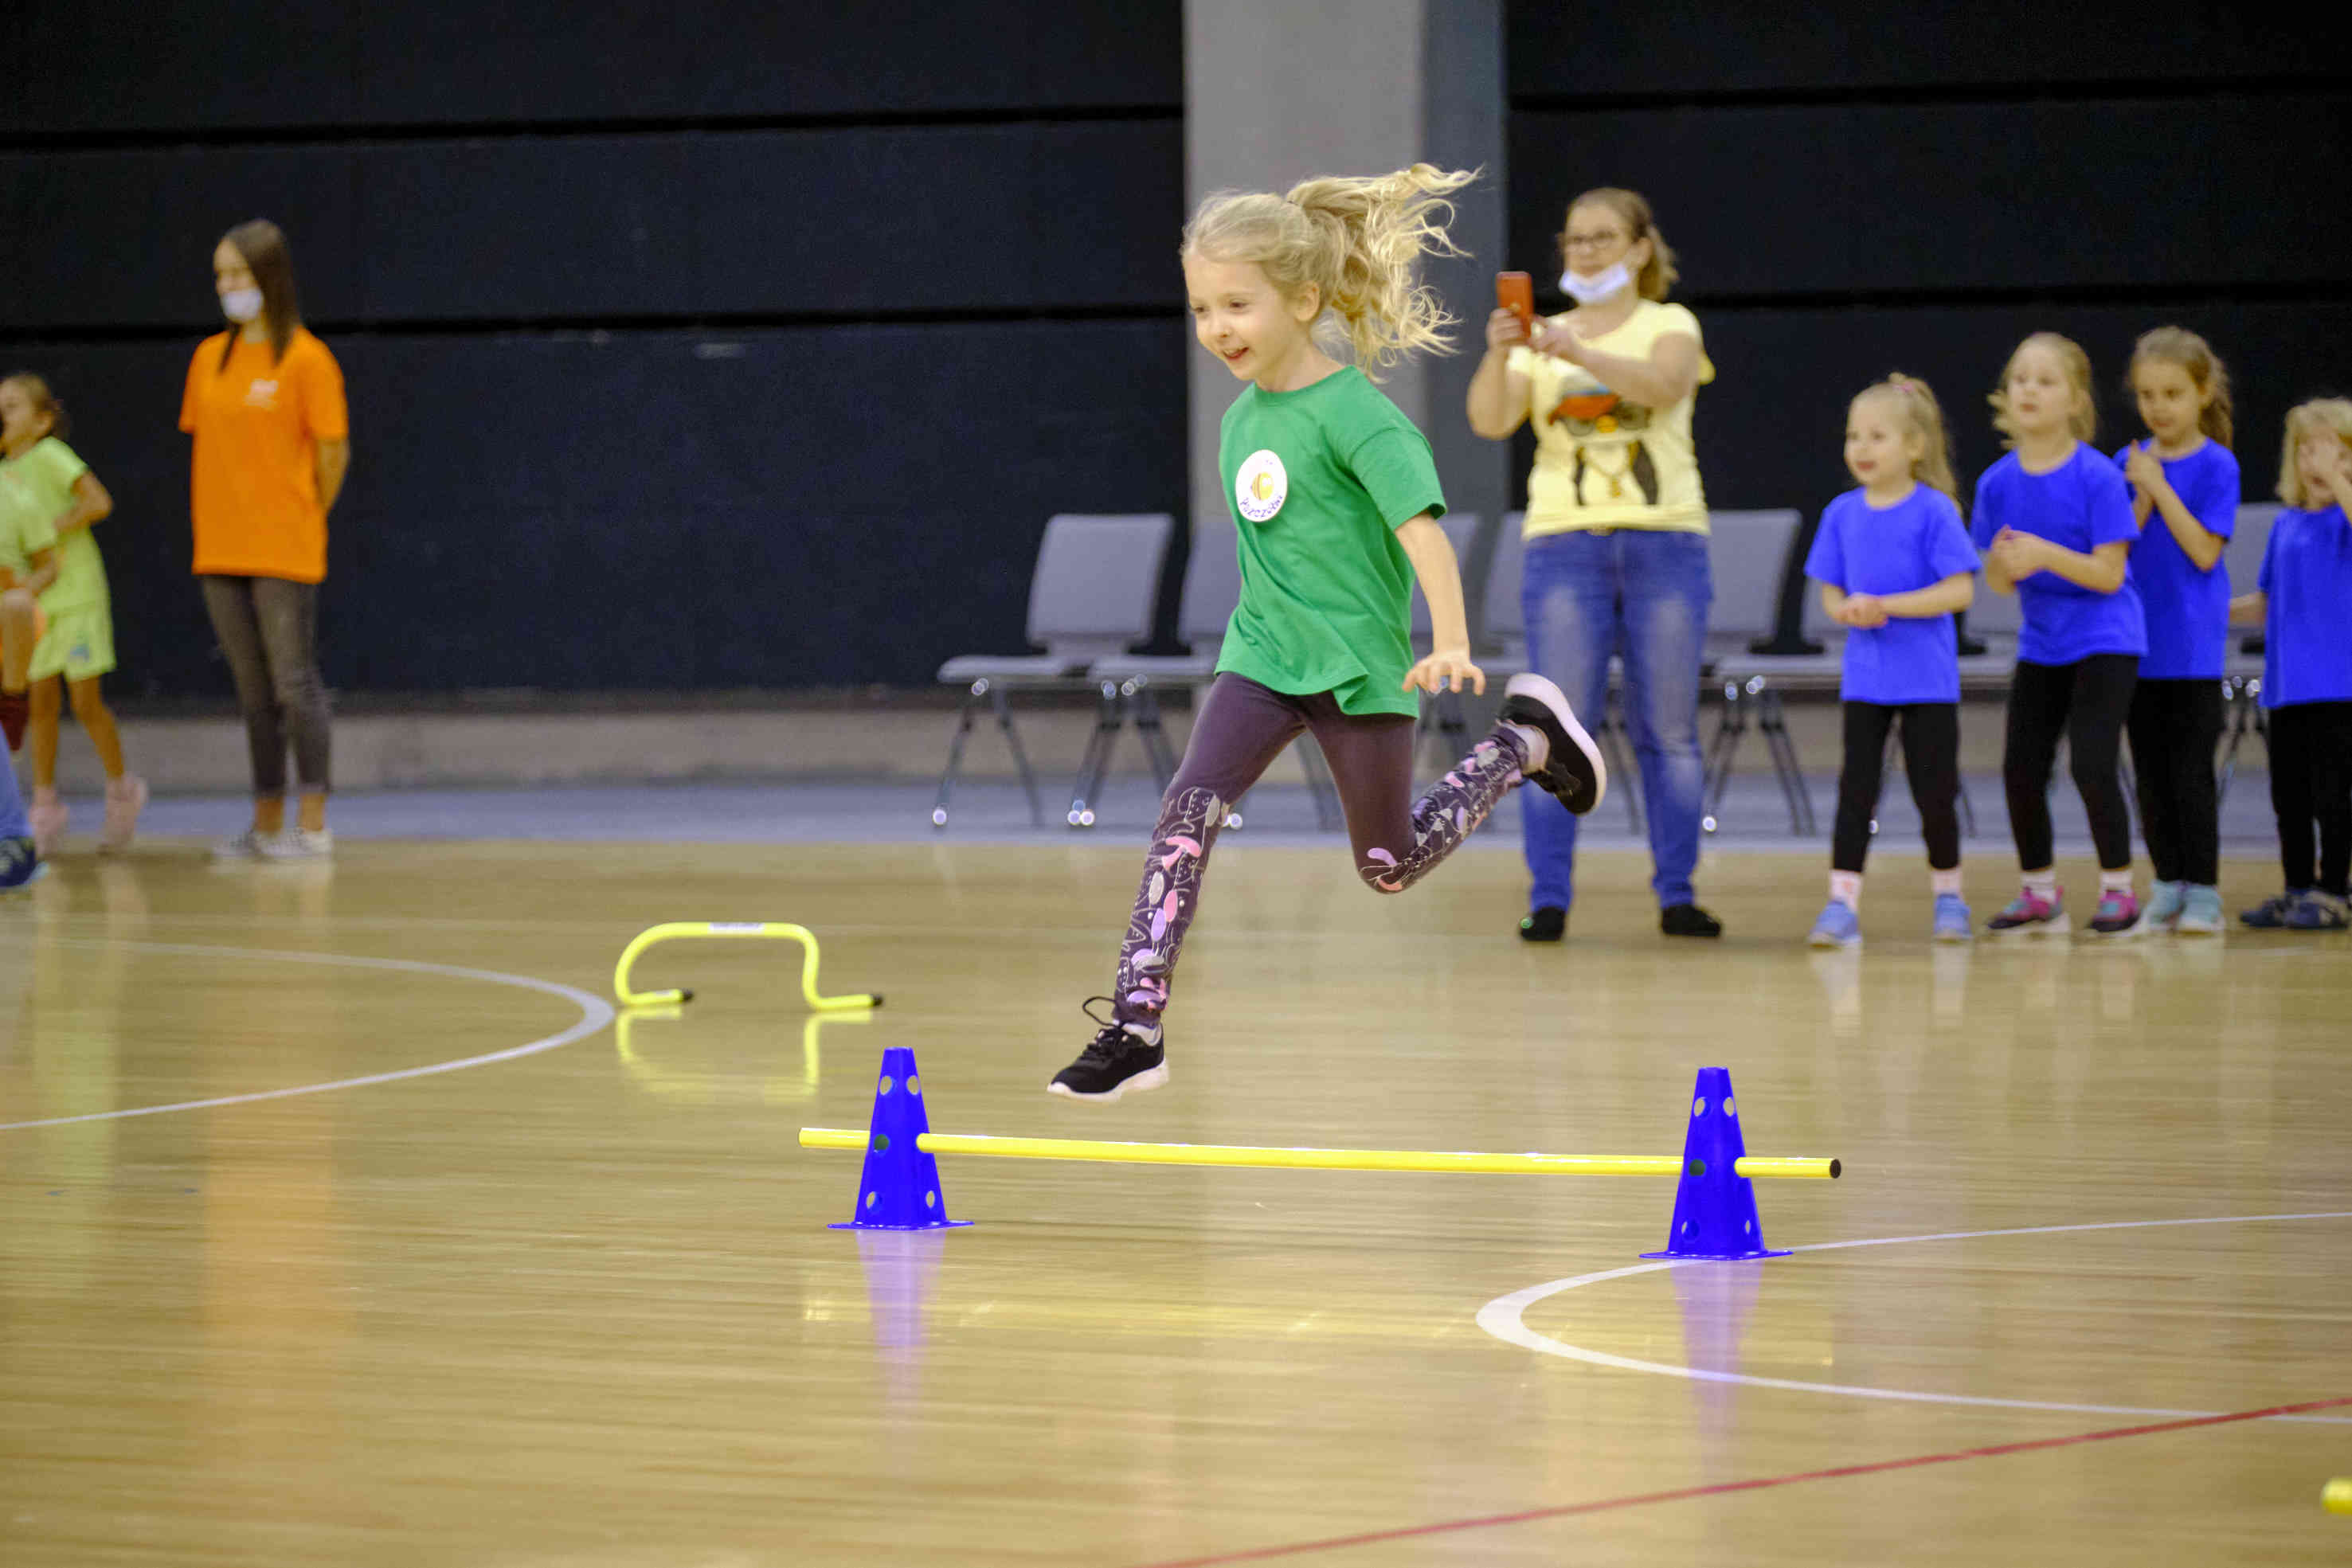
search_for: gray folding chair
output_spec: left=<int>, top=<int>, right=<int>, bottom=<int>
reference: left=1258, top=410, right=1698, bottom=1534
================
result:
left=2218, top=502, right=2281, bottom=804
left=1690, top=510, right=1815, bottom=833
left=933, top=513, right=1173, bottom=827
left=1086, top=520, right=1344, bottom=831
left=1477, top=511, right=1642, bottom=831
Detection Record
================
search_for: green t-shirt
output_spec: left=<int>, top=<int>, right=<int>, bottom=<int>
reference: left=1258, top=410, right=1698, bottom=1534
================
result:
left=0, top=436, right=106, bottom=612
left=1212, top=367, right=1446, bottom=718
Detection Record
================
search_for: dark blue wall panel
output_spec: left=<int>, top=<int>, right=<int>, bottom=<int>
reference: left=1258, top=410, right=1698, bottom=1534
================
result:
left=1, top=121, right=1183, bottom=331
left=1510, top=3, right=2331, bottom=96
left=15, top=320, right=1188, bottom=698
left=1507, top=92, right=2350, bottom=297
left=3, top=2, right=1180, bottom=133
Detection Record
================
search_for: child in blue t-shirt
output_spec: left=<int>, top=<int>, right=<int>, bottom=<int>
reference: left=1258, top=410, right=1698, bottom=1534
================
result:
left=2115, top=327, right=2239, bottom=935
left=2229, top=397, right=2352, bottom=930
left=1802, top=374, right=1978, bottom=949
left=1973, top=332, right=2147, bottom=939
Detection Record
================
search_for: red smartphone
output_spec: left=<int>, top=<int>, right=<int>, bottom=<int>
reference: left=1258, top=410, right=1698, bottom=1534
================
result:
left=1495, top=271, right=1534, bottom=334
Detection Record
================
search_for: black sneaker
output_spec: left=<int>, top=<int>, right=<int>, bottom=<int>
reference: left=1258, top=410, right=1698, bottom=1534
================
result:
left=1497, top=674, right=1606, bottom=816
left=0, top=835, right=44, bottom=893
left=1519, top=905, right=1566, bottom=942
left=1048, top=998, right=1168, bottom=1102
left=1660, top=902, right=1723, bottom=938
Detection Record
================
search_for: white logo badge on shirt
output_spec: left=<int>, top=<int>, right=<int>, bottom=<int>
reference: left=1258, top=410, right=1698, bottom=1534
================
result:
left=1235, top=449, right=1288, bottom=523
left=245, top=379, right=280, bottom=409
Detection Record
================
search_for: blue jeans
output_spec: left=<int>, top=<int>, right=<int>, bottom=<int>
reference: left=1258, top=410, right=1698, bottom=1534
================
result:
left=1519, top=528, right=1711, bottom=911
left=0, top=749, right=26, bottom=841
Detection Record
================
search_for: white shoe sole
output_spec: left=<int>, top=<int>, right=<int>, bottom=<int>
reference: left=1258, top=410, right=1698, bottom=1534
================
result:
left=1932, top=926, right=1974, bottom=944
left=2079, top=918, right=2145, bottom=943
left=1047, top=1063, right=1169, bottom=1102
left=1501, top=672, right=1607, bottom=815
left=1806, top=929, right=1861, bottom=950
left=1989, top=913, right=2071, bottom=939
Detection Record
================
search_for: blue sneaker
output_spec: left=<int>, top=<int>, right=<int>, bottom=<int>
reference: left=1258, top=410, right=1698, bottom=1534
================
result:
left=1932, top=893, right=1974, bottom=943
left=0, top=835, right=45, bottom=893
left=1807, top=899, right=1861, bottom=949
left=2284, top=890, right=2350, bottom=931
left=2175, top=885, right=2225, bottom=935
left=2240, top=890, right=2304, bottom=929
left=2144, top=880, right=2186, bottom=931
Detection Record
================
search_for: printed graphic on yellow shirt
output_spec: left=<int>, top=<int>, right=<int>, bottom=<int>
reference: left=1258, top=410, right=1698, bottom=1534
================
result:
left=1545, top=384, right=1658, bottom=506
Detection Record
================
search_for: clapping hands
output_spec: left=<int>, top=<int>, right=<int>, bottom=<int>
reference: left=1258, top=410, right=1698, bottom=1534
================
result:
left=1836, top=592, right=1889, bottom=629
left=1990, top=527, right=2046, bottom=581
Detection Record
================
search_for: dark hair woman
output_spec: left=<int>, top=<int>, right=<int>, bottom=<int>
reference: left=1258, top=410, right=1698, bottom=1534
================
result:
left=178, top=219, right=349, bottom=859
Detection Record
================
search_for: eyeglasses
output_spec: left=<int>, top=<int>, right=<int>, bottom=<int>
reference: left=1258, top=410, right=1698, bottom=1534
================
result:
left=1563, top=230, right=1630, bottom=252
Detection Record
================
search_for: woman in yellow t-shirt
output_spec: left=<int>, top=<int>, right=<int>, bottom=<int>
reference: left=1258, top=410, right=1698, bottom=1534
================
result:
left=180, top=219, right=350, bottom=861
left=1466, top=186, right=1720, bottom=944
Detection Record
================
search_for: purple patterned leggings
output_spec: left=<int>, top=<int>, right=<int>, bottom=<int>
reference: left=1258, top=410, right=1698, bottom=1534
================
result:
left=1110, top=674, right=1529, bottom=1025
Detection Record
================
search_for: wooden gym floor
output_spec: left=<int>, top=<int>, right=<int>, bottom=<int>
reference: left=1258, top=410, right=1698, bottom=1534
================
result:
left=1, top=838, right=2346, bottom=1565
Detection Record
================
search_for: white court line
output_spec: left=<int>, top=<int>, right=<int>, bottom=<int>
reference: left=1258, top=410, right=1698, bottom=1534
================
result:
left=0, top=939, right=615, bottom=1131
left=1477, top=1211, right=2352, bottom=1425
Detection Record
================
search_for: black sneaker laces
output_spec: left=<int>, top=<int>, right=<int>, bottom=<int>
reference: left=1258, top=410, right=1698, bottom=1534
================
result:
left=1078, top=995, right=1142, bottom=1059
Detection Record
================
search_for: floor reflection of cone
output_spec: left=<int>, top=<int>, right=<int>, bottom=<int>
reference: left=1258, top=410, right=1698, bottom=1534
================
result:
left=856, top=1229, right=946, bottom=1406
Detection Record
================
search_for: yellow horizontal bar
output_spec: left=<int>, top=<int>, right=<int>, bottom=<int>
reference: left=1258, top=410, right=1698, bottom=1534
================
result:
left=797, top=1128, right=1838, bottom=1179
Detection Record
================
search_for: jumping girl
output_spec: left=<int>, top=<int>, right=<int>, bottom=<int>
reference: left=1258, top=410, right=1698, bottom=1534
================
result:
left=1974, top=332, right=2147, bottom=939
left=0, top=373, right=147, bottom=854
left=1803, top=374, right=1978, bottom=948
left=1050, top=165, right=1606, bottom=1101
left=2114, top=327, right=2238, bottom=935
left=2231, top=398, right=2352, bottom=930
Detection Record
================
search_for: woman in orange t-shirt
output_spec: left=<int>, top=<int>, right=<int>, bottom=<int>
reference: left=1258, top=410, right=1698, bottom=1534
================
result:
left=180, top=219, right=350, bottom=860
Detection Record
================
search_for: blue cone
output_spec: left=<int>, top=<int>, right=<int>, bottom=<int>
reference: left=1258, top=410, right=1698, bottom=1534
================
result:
left=830, top=1046, right=972, bottom=1231
left=1641, top=1066, right=1789, bottom=1261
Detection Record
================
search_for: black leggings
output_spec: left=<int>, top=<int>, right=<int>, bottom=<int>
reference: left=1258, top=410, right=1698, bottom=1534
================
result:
left=2268, top=700, right=2352, bottom=897
left=2004, top=655, right=2138, bottom=872
left=2126, top=677, right=2224, bottom=886
left=1832, top=702, right=1961, bottom=874
left=200, top=575, right=331, bottom=796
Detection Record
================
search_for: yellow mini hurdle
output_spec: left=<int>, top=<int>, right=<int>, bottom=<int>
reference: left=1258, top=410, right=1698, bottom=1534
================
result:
left=612, top=921, right=882, bottom=1011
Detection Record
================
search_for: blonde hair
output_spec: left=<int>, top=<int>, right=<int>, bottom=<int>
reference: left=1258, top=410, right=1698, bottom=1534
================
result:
left=0, top=371, right=68, bottom=441
left=2278, top=398, right=2352, bottom=509
left=1561, top=187, right=1679, bottom=301
left=1853, top=373, right=1961, bottom=513
left=2130, top=326, right=2233, bottom=448
left=1990, top=331, right=2097, bottom=446
left=1181, top=164, right=1477, bottom=378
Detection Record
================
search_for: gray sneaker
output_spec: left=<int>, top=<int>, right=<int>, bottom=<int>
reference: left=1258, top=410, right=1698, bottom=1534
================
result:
left=258, top=827, right=335, bottom=862
left=2144, top=880, right=2186, bottom=931
left=212, top=827, right=271, bottom=861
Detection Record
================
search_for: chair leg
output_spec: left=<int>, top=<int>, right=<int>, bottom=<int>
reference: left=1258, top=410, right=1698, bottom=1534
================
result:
left=1129, top=682, right=1176, bottom=789
left=1702, top=680, right=1747, bottom=828
left=987, top=682, right=1046, bottom=828
left=933, top=682, right=988, bottom=827
left=1066, top=680, right=1125, bottom=828
left=2216, top=678, right=2247, bottom=809
left=1758, top=689, right=1815, bottom=835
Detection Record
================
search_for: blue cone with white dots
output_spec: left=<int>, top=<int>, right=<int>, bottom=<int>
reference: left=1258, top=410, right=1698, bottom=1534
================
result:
left=1642, top=1067, right=1788, bottom=1261
left=831, top=1046, right=972, bottom=1231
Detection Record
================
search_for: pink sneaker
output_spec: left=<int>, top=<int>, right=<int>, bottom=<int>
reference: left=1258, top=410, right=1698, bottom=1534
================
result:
left=28, top=792, right=66, bottom=858
left=1986, top=885, right=2069, bottom=937
left=97, top=775, right=147, bottom=854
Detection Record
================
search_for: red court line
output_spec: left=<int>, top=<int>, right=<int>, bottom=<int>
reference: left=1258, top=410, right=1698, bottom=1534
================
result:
left=1129, top=1394, right=2352, bottom=1568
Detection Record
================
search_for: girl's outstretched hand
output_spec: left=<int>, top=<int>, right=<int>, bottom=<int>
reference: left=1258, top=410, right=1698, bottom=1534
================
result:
left=1404, top=649, right=1486, bottom=695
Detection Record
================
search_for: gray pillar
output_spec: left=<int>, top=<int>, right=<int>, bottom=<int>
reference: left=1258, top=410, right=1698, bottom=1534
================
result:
left=1184, top=0, right=1507, bottom=611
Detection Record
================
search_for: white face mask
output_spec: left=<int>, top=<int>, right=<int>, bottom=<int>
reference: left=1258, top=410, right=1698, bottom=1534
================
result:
left=221, top=287, right=264, bottom=323
left=1558, top=261, right=1633, bottom=306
